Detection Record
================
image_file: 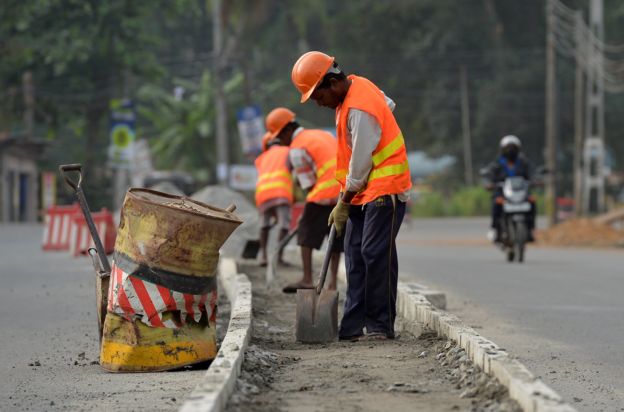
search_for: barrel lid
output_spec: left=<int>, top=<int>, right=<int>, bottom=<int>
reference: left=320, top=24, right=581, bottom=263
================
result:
left=127, top=188, right=243, bottom=224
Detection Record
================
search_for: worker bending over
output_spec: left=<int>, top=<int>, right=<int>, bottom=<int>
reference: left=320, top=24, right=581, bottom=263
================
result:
left=292, top=51, right=412, bottom=341
left=254, top=133, right=293, bottom=267
left=264, top=107, right=343, bottom=294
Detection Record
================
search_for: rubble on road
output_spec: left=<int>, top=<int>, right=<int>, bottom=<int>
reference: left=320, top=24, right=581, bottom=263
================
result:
left=225, top=261, right=521, bottom=412
left=435, top=340, right=520, bottom=411
left=537, top=218, right=624, bottom=248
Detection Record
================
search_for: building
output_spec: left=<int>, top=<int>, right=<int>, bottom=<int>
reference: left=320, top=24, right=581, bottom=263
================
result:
left=0, top=133, right=46, bottom=222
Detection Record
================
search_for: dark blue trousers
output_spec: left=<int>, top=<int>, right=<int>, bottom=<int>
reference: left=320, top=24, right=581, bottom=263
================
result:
left=339, top=195, right=406, bottom=339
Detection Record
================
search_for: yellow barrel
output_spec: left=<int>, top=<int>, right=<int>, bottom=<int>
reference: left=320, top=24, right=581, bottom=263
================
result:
left=100, top=189, right=242, bottom=372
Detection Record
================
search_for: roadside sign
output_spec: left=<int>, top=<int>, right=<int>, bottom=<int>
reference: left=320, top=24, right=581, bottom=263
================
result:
left=236, top=105, right=264, bottom=156
left=108, top=99, right=136, bottom=169
left=229, top=165, right=258, bottom=191
left=41, top=171, right=56, bottom=210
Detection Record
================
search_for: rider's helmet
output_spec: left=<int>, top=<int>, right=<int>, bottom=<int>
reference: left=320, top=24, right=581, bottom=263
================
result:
left=500, top=135, right=521, bottom=161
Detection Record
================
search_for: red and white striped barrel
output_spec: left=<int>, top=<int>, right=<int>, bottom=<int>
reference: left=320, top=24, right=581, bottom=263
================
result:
left=42, top=204, right=80, bottom=251
left=107, top=262, right=217, bottom=329
left=68, top=208, right=116, bottom=257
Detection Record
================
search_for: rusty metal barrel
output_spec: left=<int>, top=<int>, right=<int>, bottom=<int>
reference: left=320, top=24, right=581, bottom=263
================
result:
left=99, top=188, right=242, bottom=372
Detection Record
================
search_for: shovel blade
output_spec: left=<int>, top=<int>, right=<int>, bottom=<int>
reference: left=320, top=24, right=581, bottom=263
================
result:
left=96, top=273, right=110, bottom=342
left=295, top=289, right=338, bottom=343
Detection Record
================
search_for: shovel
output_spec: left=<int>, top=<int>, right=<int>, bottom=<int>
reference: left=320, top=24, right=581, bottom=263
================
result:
left=295, top=225, right=338, bottom=343
left=59, top=164, right=111, bottom=341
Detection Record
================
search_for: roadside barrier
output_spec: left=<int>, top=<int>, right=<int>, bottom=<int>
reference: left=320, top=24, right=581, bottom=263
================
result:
left=290, top=202, right=304, bottom=231
left=42, top=203, right=80, bottom=251
left=68, top=208, right=116, bottom=257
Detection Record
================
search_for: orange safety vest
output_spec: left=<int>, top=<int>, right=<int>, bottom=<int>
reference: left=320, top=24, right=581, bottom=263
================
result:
left=254, top=145, right=293, bottom=207
left=335, top=75, right=412, bottom=205
left=290, top=129, right=341, bottom=203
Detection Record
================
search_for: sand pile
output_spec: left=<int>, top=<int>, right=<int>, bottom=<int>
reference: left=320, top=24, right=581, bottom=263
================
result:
left=537, top=218, right=624, bottom=248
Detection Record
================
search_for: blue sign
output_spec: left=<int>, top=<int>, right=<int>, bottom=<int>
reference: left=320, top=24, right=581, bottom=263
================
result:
left=236, top=105, right=265, bottom=156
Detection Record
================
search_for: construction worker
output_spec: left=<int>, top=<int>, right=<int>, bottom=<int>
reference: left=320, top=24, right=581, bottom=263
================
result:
left=291, top=51, right=412, bottom=341
left=254, top=132, right=293, bottom=267
left=264, top=107, right=343, bottom=293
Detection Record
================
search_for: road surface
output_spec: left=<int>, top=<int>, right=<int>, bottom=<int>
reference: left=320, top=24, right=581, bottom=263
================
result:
left=397, top=217, right=624, bottom=412
left=0, top=224, right=205, bottom=411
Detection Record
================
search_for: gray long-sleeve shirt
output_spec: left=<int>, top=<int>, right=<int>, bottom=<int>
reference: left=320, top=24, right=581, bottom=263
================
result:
left=343, top=94, right=410, bottom=202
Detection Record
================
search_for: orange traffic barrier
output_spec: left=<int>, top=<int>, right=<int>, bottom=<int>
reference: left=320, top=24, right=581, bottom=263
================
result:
left=69, top=208, right=116, bottom=257
left=290, top=202, right=305, bottom=231
left=42, top=204, right=80, bottom=251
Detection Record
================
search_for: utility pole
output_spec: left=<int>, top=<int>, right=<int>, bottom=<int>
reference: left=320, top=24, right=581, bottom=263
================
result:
left=22, top=71, right=34, bottom=140
left=213, top=0, right=229, bottom=185
left=459, top=65, right=473, bottom=186
left=545, top=0, right=558, bottom=226
left=582, top=0, right=606, bottom=214
left=573, top=10, right=584, bottom=216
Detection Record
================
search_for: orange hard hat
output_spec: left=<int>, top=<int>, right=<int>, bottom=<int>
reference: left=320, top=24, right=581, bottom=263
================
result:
left=291, top=51, right=335, bottom=103
left=266, top=107, right=295, bottom=138
left=261, top=132, right=272, bottom=152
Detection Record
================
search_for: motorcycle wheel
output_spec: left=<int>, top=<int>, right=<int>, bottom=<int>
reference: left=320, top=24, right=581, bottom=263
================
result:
left=507, top=249, right=515, bottom=262
left=505, top=220, right=515, bottom=263
left=515, top=223, right=527, bottom=263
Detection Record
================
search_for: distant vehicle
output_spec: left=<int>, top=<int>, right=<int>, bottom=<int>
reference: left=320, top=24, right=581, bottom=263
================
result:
left=480, top=166, right=546, bottom=263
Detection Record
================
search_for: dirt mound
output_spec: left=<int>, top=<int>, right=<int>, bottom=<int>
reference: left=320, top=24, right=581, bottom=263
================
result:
left=537, top=218, right=624, bottom=248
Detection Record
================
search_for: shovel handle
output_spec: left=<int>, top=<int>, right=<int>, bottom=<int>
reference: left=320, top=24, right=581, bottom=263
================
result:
left=316, top=225, right=337, bottom=294
left=59, top=164, right=83, bottom=192
left=59, top=163, right=112, bottom=274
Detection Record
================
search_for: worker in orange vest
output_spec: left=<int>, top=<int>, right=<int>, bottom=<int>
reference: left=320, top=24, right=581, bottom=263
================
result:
left=255, top=132, right=293, bottom=267
left=264, top=107, right=343, bottom=294
left=292, top=51, right=412, bottom=341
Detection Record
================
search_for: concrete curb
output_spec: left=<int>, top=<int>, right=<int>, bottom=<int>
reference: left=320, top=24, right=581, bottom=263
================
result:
left=179, top=258, right=252, bottom=412
left=397, top=283, right=577, bottom=412
left=338, top=263, right=575, bottom=411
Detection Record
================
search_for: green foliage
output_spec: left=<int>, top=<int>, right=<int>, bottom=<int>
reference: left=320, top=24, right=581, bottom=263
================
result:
left=448, top=187, right=491, bottom=216
left=411, top=186, right=490, bottom=217
left=137, top=71, right=243, bottom=178
left=410, top=191, right=447, bottom=218
left=2, top=0, right=624, bottom=203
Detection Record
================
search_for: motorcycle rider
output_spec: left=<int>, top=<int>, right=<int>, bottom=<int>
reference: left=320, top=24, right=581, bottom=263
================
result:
left=485, top=135, right=536, bottom=242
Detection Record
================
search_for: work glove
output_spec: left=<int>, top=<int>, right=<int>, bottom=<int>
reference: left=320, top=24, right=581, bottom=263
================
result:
left=328, top=198, right=350, bottom=236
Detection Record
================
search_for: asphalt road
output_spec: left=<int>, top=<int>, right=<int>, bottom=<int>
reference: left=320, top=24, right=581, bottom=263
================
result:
left=0, top=224, right=204, bottom=411
left=397, top=217, right=624, bottom=412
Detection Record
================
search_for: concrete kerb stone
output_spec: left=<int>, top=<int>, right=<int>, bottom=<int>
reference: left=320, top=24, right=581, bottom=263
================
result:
left=336, top=255, right=575, bottom=411
left=396, top=283, right=577, bottom=412
left=179, top=258, right=252, bottom=412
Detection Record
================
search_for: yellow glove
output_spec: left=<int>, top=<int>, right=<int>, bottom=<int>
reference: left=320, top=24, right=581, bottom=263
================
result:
left=328, top=198, right=350, bottom=236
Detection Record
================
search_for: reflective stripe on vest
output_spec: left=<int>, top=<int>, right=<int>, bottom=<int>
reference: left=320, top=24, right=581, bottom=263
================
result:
left=256, top=180, right=293, bottom=194
left=257, top=170, right=291, bottom=183
left=307, top=178, right=340, bottom=200
left=316, top=158, right=336, bottom=179
left=335, top=133, right=406, bottom=181
left=289, top=129, right=341, bottom=203
left=255, top=146, right=293, bottom=206
left=335, top=75, right=411, bottom=205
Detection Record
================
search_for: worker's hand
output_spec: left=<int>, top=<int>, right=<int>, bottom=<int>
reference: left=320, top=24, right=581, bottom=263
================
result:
left=328, top=198, right=350, bottom=236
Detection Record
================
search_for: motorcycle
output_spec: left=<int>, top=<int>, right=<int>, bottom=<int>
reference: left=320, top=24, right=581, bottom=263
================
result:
left=494, top=176, right=532, bottom=263
left=480, top=166, right=545, bottom=263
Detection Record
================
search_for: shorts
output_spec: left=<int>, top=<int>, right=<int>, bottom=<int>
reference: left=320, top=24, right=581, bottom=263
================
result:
left=297, top=202, right=344, bottom=253
left=260, top=204, right=291, bottom=230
